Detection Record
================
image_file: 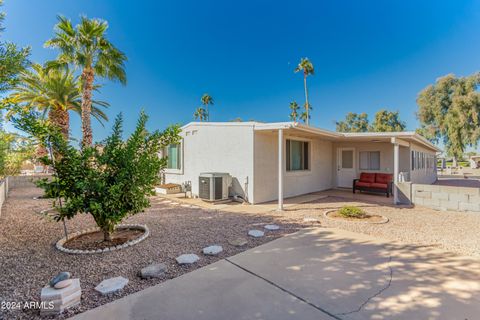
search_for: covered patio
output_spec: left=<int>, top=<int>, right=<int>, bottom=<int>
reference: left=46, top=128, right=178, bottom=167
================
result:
left=252, top=122, right=440, bottom=210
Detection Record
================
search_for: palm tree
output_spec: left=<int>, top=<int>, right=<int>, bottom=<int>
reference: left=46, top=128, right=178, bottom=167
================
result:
left=45, top=15, right=126, bottom=147
left=9, top=63, right=109, bottom=139
left=294, top=58, right=314, bottom=125
left=201, top=94, right=214, bottom=121
left=289, top=101, right=299, bottom=122
left=194, top=107, right=207, bottom=121
left=300, top=103, right=312, bottom=124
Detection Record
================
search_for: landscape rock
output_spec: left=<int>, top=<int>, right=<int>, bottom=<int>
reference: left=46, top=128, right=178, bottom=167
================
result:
left=54, top=279, right=72, bottom=289
left=303, top=217, right=320, bottom=223
left=94, top=276, right=129, bottom=295
left=248, top=230, right=264, bottom=238
left=264, top=224, right=280, bottom=231
left=139, top=263, right=167, bottom=279
left=202, top=245, right=223, bottom=256
left=176, top=254, right=200, bottom=265
left=229, top=238, right=248, bottom=247
left=49, top=272, right=71, bottom=287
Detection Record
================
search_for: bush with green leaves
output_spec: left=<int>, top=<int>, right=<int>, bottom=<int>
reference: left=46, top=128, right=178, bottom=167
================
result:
left=14, top=110, right=180, bottom=241
left=338, top=206, right=367, bottom=219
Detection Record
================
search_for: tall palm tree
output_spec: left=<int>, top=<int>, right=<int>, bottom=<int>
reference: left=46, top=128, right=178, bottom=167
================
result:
left=194, top=107, right=207, bottom=121
left=289, top=101, right=299, bottom=123
left=201, top=94, right=214, bottom=121
left=9, top=63, right=109, bottom=139
left=294, top=58, right=314, bottom=125
left=45, top=15, right=126, bottom=147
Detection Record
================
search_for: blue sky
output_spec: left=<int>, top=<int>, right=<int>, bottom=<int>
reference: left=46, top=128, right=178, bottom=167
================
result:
left=2, top=0, right=480, bottom=143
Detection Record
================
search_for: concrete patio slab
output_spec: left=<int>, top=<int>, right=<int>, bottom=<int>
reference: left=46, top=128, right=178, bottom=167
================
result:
left=229, top=228, right=480, bottom=320
left=71, top=227, right=480, bottom=320
left=72, top=259, right=331, bottom=320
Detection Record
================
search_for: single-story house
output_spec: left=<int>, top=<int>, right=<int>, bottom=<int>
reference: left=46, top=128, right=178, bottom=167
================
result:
left=162, top=121, right=440, bottom=208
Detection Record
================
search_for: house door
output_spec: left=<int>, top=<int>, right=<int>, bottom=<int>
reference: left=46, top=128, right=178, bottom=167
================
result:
left=337, top=148, right=356, bottom=188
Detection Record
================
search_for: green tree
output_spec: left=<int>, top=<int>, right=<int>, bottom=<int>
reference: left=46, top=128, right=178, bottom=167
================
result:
left=336, top=112, right=369, bottom=132
left=294, top=57, right=314, bottom=125
left=370, top=109, right=406, bottom=132
left=417, top=73, right=480, bottom=163
left=45, top=16, right=127, bottom=147
left=13, top=110, right=180, bottom=241
left=194, top=107, right=207, bottom=121
left=0, top=0, right=30, bottom=92
left=7, top=63, right=108, bottom=139
left=201, top=94, right=214, bottom=121
left=289, top=101, right=299, bottom=122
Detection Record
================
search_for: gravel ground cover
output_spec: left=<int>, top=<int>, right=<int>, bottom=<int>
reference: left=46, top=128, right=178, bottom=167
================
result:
left=0, top=187, right=305, bottom=320
left=279, top=196, right=480, bottom=257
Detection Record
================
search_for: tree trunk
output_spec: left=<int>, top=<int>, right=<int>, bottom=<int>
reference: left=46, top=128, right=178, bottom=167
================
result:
left=81, top=67, right=95, bottom=148
left=103, top=230, right=112, bottom=242
left=48, top=107, right=69, bottom=140
left=452, top=157, right=458, bottom=168
left=304, top=73, right=309, bottom=126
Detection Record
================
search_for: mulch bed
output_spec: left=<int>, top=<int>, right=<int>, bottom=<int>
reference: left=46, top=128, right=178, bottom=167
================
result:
left=63, top=228, right=145, bottom=251
left=0, top=186, right=306, bottom=320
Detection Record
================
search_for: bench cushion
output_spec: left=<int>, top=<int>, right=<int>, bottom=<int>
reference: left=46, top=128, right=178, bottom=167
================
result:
left=355, top=181, right=372, bottom=188
left=359, top=172, right=375, bottom=183
left=375, top=173, right=393, bottom=184
left=371, top=183, right=388, bottom=189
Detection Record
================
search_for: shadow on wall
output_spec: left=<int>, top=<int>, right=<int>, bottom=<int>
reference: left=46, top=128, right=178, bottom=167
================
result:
left=230, top=177, right=247, bottom=202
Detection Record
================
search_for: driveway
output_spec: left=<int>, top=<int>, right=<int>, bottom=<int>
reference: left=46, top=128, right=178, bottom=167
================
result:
left=72, top=228, right=480, bottom=320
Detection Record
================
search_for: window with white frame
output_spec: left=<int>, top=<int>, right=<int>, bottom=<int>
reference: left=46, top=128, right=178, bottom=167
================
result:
left=164, top=143, right=181, bottom=170
left=286, top=139, right=309, bottom=171
left=359, top=151, right=380, bottom=170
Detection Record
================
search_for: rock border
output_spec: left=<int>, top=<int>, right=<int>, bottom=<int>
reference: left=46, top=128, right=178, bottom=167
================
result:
left=55, top=224, right=150, bottom=254
left=323, top=209, right=389, bottom=224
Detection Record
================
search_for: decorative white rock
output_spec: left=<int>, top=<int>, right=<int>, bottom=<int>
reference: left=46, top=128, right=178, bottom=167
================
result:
left=176, top=254, right=200, bottom=265
left=248, top=230, right=265, bottom=238
left=202, top=245, right=223, bottom=256
left=139, top=263, right=167, bottom=279
left=95, top=277, right=129, bottom=295
left=264, top=224, right=280, bottom=231
left=303, top=217, right=319, bottom=223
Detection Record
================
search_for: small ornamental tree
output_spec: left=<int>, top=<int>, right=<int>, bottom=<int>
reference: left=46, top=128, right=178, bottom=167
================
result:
left=14, top=110, right=180, bottom=241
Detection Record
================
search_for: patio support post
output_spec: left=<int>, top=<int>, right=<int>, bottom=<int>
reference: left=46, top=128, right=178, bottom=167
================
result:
left=278, top=129, right=284, bottom=211
left=393, top=142, right=399, bottom=204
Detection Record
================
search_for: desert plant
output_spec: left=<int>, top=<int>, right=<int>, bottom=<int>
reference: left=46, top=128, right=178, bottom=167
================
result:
left=338, top=206, right=367, bottom=219
left=13, top=109, right=180, bottom=241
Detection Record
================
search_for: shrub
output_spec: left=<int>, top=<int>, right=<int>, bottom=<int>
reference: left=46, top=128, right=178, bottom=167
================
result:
left=338, top=206, right=367, bottom=219
left=14, top=110, right=180, bottom=241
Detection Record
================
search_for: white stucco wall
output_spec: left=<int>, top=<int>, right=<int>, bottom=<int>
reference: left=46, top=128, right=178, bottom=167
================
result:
left=163, top=123, right=255, bottom=202
left=253, top=131, right=334, bottom=204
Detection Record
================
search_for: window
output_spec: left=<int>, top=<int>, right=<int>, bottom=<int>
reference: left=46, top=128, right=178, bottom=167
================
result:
left=359, top=151, right=380, bottom=170
left=286, top=139, right=309, bottom=171
left=164, top=143, right=181, bottom=170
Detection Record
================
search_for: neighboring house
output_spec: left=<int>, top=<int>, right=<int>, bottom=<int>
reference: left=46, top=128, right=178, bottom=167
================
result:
left=162, top=121, right=440, bottom=207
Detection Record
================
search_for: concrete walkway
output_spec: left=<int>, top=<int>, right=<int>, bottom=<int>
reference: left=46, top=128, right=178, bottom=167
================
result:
left=72, top=228, right=480, bottom=320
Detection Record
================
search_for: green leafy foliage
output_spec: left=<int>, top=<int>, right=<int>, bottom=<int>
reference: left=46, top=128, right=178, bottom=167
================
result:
left=13, top=109, right=180, bottom=241
left=0, top=0, right=30, bottom=92
left=336, top=112, right=369, bottom=132
left=336, top=110, right=406, bottom=133
left=417, top=73, right=480, bottom=161
left=338, top=206, right=367, bottom=219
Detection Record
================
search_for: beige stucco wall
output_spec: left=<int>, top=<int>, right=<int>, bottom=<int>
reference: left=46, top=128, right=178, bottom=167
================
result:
left=253, top=132, right=333, bottom=204
left=331, top=142, right=410, bottom=183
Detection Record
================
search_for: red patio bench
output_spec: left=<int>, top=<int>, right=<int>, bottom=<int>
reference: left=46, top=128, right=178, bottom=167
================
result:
left=353, top=172, right=393, bottom=197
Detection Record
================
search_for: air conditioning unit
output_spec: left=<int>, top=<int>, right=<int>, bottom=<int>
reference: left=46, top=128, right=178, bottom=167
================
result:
left=198, top=173, right=231, bottom=201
